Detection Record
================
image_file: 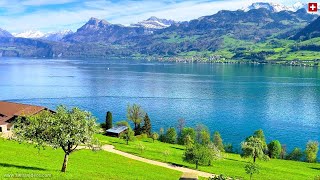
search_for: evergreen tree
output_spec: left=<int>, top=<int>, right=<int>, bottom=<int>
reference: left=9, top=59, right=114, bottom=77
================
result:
left=213, top=131, right=225, bottom=152
left=142, top=113, right=152, bottom=136
left=105, top=111, right=113, bottom=130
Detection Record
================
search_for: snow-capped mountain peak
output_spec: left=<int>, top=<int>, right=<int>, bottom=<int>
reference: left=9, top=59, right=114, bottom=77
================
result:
left=13, top=30, right=44, bottom=39
left=131, top=16, right=176, bottom=29
left=242, top=2, right=310, bottom=13
left=12, top=30, right=73, bottom=41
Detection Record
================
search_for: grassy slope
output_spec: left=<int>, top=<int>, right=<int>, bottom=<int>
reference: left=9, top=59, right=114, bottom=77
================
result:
left=0, top=138, right=181, bottom=180
left=96, top=134, right=320, bottom=180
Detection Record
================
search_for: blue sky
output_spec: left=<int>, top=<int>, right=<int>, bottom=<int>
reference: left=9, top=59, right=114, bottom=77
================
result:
left=0, top=0, right=312, bottom=33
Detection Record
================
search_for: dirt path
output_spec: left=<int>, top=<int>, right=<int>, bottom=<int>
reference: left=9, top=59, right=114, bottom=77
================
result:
left=99, top=144, right=214, bottom=178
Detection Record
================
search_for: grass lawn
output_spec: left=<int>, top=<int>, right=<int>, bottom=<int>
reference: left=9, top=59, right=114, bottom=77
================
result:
left=96, top=134, right=320, bottom=180
left=0, top=138, right=182, bottom=180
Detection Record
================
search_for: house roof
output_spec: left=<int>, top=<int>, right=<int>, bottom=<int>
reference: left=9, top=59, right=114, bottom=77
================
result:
left=106, top=126, right=128, bottom=134
left=0, top=101, right=47, bottom=126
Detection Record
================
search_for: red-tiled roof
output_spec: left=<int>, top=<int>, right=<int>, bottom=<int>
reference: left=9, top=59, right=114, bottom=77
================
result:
left=0, top=101, right=47, bottom=126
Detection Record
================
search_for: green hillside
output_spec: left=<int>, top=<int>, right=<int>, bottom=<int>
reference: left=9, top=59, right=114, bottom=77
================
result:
left=96, top=135, right=320, bottom=180
left=0, top=138, right=181, bottom=180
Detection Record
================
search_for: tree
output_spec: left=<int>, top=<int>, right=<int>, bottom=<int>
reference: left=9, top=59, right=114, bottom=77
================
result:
left=127, top=104, right=145, bottom=135
left=200, top=129, right=211, bottom=145
left=121, top=129, right=135, bottom=145
left=305, top=141, right=319, bottom=163
left=177, top=118, right=186, bottom=136
left=165, top=127, right=177, bottom=144
left=213, top=131, right=225, bottom=152
left=178, top=127, right=196, bottom=145
left=151, top=132, right=159, bottom=142
left=14, top=106, right=99, bottom=172
left=141, top=113, right=151, bottom=136
left=286, top=147, right=303, bottom=161
left=159, top=128, right=165, bottom=142
left=105, top=111, right=113, bottom=130
left=184, top=143, right=221, bottom=169
left=253, top=129, right=267, bottom=150
left=241, top=136, right=265, bottom=163
left=268, top=140, right=281, bottom=159
left=245, top=162, right=260, bottom=180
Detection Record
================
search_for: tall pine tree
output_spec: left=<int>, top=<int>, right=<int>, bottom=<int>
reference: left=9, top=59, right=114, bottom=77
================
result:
left=142, top=113, right=152, bottom=136
left=106, top=111, right=113, bottom=130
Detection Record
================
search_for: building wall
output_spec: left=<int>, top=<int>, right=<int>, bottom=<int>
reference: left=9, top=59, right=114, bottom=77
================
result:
left=0, top=124, right=7, bottom=133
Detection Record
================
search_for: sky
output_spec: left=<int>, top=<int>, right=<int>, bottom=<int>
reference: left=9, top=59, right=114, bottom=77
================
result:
left=0, top=0, right=312, bottom=33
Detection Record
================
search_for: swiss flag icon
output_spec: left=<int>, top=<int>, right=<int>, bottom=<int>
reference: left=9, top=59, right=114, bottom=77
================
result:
left=308, top=3, right=318, bottom=12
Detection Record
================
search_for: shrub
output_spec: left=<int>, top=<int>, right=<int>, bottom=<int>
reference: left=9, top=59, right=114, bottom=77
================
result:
left=244, top=162, right=260, bottom=180
left=224, top=143, right=233, bottom=153
left=305, top=141, right=319, bottom=163
left=268, top=140, right=282, bottom=158
left=286, top=148, right=303, bottom=161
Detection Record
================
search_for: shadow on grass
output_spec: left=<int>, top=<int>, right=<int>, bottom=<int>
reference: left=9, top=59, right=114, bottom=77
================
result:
left=310, top=167, right=320, bottom=170
left=0, top=163, right=46, bottom=171
left=168, top=162, right=187, bottom=168
left=170, top=146, right=184, bottom=151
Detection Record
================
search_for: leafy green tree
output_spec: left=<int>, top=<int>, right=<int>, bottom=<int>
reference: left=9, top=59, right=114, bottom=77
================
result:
left=241, top=136, right=265, bottom=163
left=121, top=129, right=135, bottom=145
left=141, top=113, right=152, bottom=136
left=165, top=127, right=177, bottom=144
left=184, top=134, right=195, bottom=148
left=184, top=143, right=221, bottom=169
left=305, top=141, right=319, bottom=163
left=286, top=147, right=303, bottom=161
left=106, top=111, right=113, bottom=130
left=268, top=140, right=282, bottom=159
left=178, top=127, right=196, bottom=145
left=213, top=131, right=225, bottom=152
left=159, top=127, right=165, bottom=142
left=127, top=104, right=145, bottom=135
left=200, top=129, right=211, bottom=145
left=151, top=132, right=159, bottom=142
left=14, top=106, right=99, bottom=172
left=245, top=162, right=260, bottom=180
left=223, top=143, right=233, bottom=153
left=253, top=129, right=267, bottom=150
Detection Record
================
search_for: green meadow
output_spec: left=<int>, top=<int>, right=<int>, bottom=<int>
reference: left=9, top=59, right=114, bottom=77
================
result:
left=0, top=138, right=181, bottom=180
left=96, top=134, right=320, bottom=180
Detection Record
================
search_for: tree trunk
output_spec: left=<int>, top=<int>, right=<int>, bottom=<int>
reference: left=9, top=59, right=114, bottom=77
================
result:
left=253, top=156, right=256, bottom=163
left=61, top=153, right=69, bottom=172
left=196, top=160, right=198, bottom=169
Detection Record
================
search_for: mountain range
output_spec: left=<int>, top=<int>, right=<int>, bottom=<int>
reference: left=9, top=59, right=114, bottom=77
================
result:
left=0, top=2, right=319, bottom=61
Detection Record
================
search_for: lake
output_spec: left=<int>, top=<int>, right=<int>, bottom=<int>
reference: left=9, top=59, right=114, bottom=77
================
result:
left=0, top=58, right=319, bottom=153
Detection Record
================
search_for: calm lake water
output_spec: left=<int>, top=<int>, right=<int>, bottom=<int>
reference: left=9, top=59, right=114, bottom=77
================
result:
left=1, top=58, right=319, bottom=152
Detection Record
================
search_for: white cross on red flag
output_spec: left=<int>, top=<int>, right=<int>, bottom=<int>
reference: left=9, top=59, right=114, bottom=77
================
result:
left=308, top=3, right=318, bottom=12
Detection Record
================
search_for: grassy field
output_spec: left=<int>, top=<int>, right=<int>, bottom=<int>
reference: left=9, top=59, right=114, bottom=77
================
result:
left=0, top=138, right=182, bottom=180
left=96, top=134, right=320, bottom=180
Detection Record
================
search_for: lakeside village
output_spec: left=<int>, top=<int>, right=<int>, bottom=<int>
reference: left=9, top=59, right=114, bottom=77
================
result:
left=0, top=101, right=319, bottom=180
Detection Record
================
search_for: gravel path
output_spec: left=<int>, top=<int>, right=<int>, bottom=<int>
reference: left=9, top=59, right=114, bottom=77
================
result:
left=100, top=144, right=214, bottom=178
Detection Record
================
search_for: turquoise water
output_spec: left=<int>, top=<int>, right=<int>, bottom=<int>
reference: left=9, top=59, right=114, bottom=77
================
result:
left=0, top=58, right=319, bottom=152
